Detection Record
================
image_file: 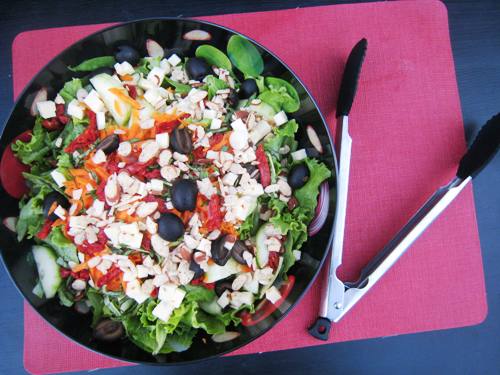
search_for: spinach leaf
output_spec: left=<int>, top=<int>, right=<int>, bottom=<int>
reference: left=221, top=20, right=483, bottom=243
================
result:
left=69, top=56, right=116, bottom=72
left=203, top=75, right=228, bottom=99
left=227, top=35, right=264, bottom=77
left=164, top=77, right=191, bottom=95
left=196, top=45, right=232, bottom=71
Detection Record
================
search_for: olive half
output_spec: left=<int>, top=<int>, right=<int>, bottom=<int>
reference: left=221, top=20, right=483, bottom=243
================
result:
left=239, top=79, right=258, bottom=99
left=189, top=260, right=204, bottom=279
left=42, top=192, right=70, bottom=221
left=171, top=179, right=198, bottom=212
left=170, top=128, right=193, bottom=154
left=231, top=240, right=250, bottom=265
left=287, top=163, right=310, bottom=190
left=215, top=279, right=233, bottom=297
left=93, top=319, right=124, bottom=342
left=185, top=57, right=212, bottom=81
left=211, top=235, right=233, bottom=266
left=114, top=44, right=140, bottom=66
left=95, top=134, right=120, bottom=155
left=158, top=213, right=185, bottom=241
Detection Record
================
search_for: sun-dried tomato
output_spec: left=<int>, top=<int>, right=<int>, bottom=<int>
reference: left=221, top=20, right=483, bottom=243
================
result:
left=64, top=110, right=99, bottom=153
left=256, top=144, right=271, bottom=187
left=206, top=194, right=224, bottom=231
left=96, top=265, right=122, bottom=288
left=156, top=119, right=180, bottom=134
left=36, top=218, right=53, bottom=240
left=55, top=103, right=69, bottom=125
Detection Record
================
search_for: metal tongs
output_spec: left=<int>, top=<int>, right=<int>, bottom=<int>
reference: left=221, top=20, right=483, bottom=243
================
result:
left=309, top=38, right=500, bottom=340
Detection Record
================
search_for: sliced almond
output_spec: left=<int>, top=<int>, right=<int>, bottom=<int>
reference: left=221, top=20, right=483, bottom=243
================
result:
left=183, top=30, right=211, bottom=41
left=146, top=38, right=164, bottom=58
left=306, top=125, right=323, bottom=154
left=29, top=87, right=48, bottom=116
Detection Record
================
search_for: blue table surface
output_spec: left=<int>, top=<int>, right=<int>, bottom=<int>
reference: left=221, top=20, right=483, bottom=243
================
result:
left=0, top=1, right=498, bottom=374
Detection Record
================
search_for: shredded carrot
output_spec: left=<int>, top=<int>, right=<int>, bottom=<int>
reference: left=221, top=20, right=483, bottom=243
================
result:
left=120, top=74, right=134, bottom=81
left=153, top=112, right=179, bottom=123
left=220, top=221, right=238, bottom=236
left=109, top=87, right=141, bottom=109
left=52, top=218, right=65, bottom=227
left=115, top=210, right=139, bottom=223
left=211, top=132, right=231, bottom=151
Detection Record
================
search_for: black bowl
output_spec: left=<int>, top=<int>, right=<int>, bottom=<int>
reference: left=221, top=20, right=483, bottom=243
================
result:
left=0, top=18, right=337, bottom=364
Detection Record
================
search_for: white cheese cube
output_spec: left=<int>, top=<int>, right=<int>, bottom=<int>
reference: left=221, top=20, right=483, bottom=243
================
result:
left=144, top=88, right=162, bottom=106
left=230, top=118, right=246, bottom=132
left=206, top=150, right=219, bottom=160
left=273, top=110, right=288, bottom=126
left=54, top=137, right=62, bottom=148
left=136, top=264, right=150, bottom=279
left=96, top=111, right=106, bottom=130
left=140, top=118, right=155, bottom=129
left=210, top=118, right=222, bottom=130
left=72, top=189, right=83, bottom=200
left=265, top=286, right=282, bottom=304
left=83, top=90, right=105, bottom=113
left=155, top=132, right=169, bottom=149
left=36, top=100, right=56, bottom=119
left=217, top=290, right=230, bottom=308
left=50, top=170, right=66, bottom=187
left=67, top=99, right=85, bottom=120
left=167, top=53, right=182, bottom=66
left=158, top=284, right=186, bottom=308
left=152, top=301, right=174, bottom=322
left=291, top=149, right=307, bottom=161
left=149, top=179, right=164, bottom=194
left=203, top=109, right=217, bottom=120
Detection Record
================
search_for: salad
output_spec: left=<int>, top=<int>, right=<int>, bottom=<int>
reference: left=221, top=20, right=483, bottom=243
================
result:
left=11, top=32, right=330, bottom=354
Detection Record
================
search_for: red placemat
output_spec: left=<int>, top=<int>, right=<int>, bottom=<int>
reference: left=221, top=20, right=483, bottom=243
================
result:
left=12, top=1, right=487, bottom=374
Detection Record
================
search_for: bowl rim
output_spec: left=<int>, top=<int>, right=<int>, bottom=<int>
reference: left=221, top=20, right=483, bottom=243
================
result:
left=0, top=16, right=338, bottom=365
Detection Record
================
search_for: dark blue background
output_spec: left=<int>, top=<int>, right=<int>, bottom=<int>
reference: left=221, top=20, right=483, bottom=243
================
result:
left=0, top=1, right=498, bottom=374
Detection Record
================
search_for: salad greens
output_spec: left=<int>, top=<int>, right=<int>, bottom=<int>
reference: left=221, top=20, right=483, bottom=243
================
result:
left=11, top=32, right=331, bottom=356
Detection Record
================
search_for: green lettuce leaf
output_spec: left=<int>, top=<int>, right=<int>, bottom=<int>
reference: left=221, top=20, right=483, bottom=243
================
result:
left=16, top=185, right=50, bottom=241
left=44, top=226, right=78, bottom=263
left=294, top=158, right=331, bottom=218
left=11, top=117, right=52, bottom=173
left=258, top=77, right=300, bottom=113
left=86, top=288, right=104, bottom=327
left=59, top=117, right=88, bottom=148
left=58, top=78, right=83, bottom=103
left=203, top=75, right=228, bottom=99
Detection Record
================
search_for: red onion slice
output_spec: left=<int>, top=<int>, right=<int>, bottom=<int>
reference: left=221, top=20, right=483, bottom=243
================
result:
left=183, top=30, right=211, bottom=41
left=29, top=87, right=48, bottom=116
left=146, top=39, right=164, bottom=58
left=306, top=125, right=323, bottom=154
left=308, top=181, right=329, bottom=236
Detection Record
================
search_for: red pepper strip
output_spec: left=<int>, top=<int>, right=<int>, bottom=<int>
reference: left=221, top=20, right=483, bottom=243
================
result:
left=64, top=110, right=99, bottom=153
left=36, top=218, right=53, bottom=240
left=96, top=265, right=122, bottom=288
left=76, top=229, right=107, bottom=256
left=209, top=133, right=224, bottom=147
left=42, top=118, right=63, bottom=131
left=156, top=119, right=180, bottom=134
left=140, top=234, right=152, bottom=251
left=255, top=144, right=271, bottom=187
left=129, top=251, right=143, bottom=265
left=55, top=103, right=69, bottom=125
left=240, top=275, right=296, bottom=326
left=206, top=194, right=224, bottom=231
left=190, top=277, right=215, bottom=290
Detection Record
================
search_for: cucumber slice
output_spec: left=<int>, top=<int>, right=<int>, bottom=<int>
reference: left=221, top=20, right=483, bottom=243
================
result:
left=32, top=245, right=62, bottom=299
left=199, top=298, right=223, bottom=316
left=204, top=258, right=241, bottom=283
left=256, top=223, right=281, bottom=268
left=247, top=102, right=276, bottom=121
left=90, top=73, right=132, bottom=126
left=258, top=257, right=283, bottom=298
